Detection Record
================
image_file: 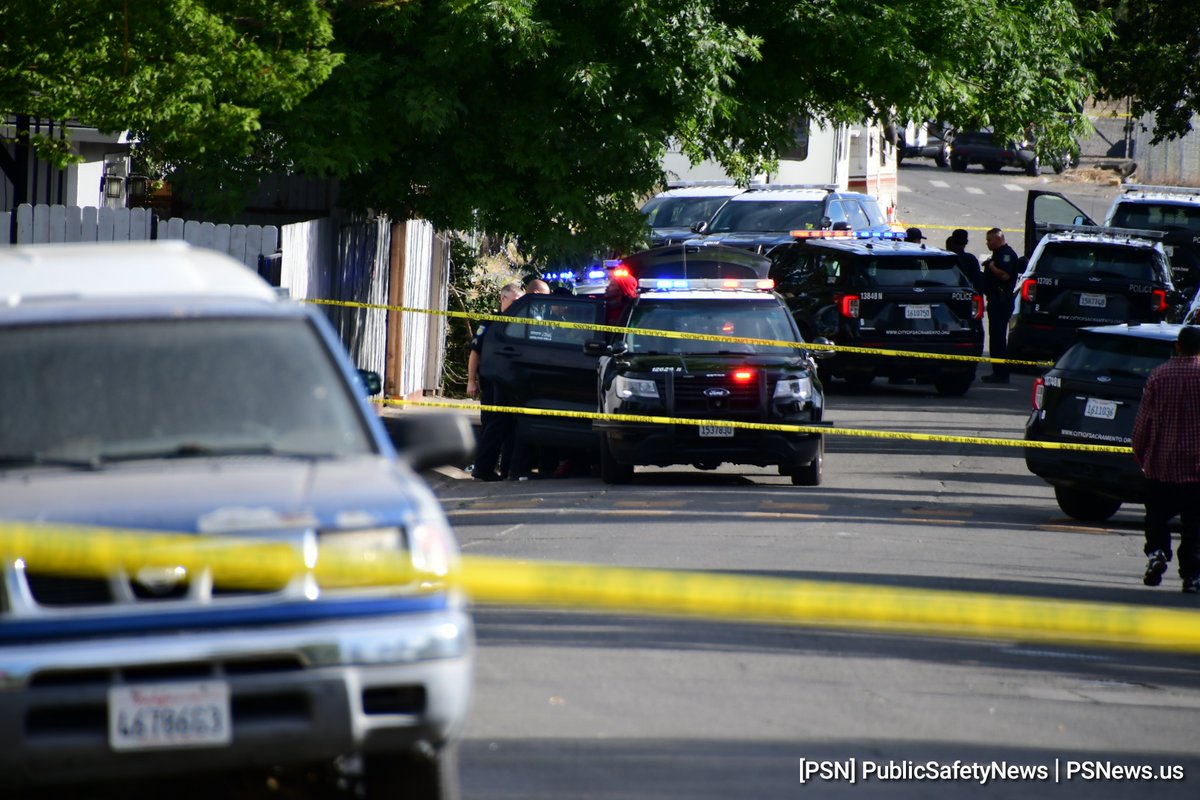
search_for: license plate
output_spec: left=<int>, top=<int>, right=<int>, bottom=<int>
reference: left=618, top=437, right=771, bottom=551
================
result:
left=109, top=681, right=232, bottom=751
left=698, top=424, right=734, bottom=438
left=1084, top=398, right=1117, bottom=420
left=1079, top=293, right=1107, bottom=308
left=904, top=305, right=931, bottom=319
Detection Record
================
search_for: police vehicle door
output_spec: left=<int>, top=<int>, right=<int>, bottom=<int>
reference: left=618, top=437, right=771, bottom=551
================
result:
left=1025, top=190, right=1096, bottom=257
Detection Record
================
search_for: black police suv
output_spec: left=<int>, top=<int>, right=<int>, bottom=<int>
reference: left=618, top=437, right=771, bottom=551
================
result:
left=767, top=235, right=985, bottom=396
left=1007, top=227, right=1182, bottom=366
left=478, top=245, right=826, bottom=485
left=1024, top=322, right=1182, bottom=521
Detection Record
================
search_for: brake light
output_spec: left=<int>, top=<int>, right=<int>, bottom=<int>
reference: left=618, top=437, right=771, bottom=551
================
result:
left=1032, top=377, right=1045, bottom=411
left=838, top=293, right=860, bottom=318
left=1021, top=278, right=1037, bottom=302
left=732, top=369, right=755, bottom=383
left=972, top=294, right=985, bottom=320
left=1153, top=288, right=1168, bottom=314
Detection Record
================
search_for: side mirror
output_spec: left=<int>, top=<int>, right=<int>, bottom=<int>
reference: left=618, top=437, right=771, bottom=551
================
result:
left=357, top=369, right=382, bottom=396
left=831, top=221, right=851, bottom=232
left=810, top=336, right=835, bottom=360
left=583, top=340, right=628, bottom=357
left=691, top=221, right=709, bottom=234
left=1072, top=215, right=1087, bottom=226
left=381, top=413, right=474, bottom=471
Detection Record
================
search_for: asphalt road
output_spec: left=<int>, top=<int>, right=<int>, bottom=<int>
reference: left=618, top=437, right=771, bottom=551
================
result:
left=427, top=165, right=1199, bottom=800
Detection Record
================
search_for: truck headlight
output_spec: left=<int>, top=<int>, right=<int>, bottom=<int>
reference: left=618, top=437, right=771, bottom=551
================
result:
left=773, top=376, right=814, bottom=402
left=614, top=375, right=659, bottom=400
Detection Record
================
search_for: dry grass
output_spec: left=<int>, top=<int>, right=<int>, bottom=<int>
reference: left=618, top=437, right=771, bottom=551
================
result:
left=1058, top=166, right=1127, bottom=186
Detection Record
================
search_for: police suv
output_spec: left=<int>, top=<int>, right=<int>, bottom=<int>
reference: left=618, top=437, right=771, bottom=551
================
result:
left=767, top=232, right=985, bottom=396
left=684, top=184, right=893, bottom=254
left=479, top=245, right=827, bottom=485
left=1007, top=225, right=1182, bottom=365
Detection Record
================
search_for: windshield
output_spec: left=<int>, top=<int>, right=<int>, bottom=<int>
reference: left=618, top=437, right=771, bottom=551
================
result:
left=1035, top=242, right=1159, bottom=282
left=1110, top=201, right=1200, bottom=235
left=849, top=254, right=972, bottom=288
left=1056, top=334, right=1174, bottom=378
left=626, top=299, right=800, bottom=355
left=0, top=317, right=375, bottom=466
left=707, top=200, right=824, bottom=234
left=641, top=195, right=734, bottom=229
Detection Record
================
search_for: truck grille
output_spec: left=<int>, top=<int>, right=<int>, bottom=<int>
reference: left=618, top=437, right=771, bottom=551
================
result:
left=668, top=374, right=767, bottom=419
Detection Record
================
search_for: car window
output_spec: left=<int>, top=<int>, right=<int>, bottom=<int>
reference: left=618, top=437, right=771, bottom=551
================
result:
left=626, top=300, right=799, bottom=355
left=0, top=317, right=374, bottom=463
left=708, top=200, right=825, bottom=233
left=1110, top=202, right=1200, bottom=235
left=1056, top=335, right=1174, bottom=377
left=1034, top=243, right=1160, bottom=282
left=858, top=197, right=887, bottom=227
left=848, top=254, right=970, bottom=288
left=641, top=195, right=732, bottom=228
left=504, top=297, right=596, bottom=345
left=839, top=200, right=870, bottom=229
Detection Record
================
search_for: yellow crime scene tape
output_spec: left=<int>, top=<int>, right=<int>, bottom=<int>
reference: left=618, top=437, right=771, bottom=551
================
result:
left=1, top=521, right=1198, bottom=654
left=306, top=298, right=1056, bottom=369
left=385, top=398, right=1135, bottom=455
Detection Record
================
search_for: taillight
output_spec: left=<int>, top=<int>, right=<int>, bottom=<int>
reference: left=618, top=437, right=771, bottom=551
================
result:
left=838, top=293, right=860, bottom=318
left=1153, top=289, right=1168, bottom=314
left=972, top=294, right=984, bottom=320
left=1021, top=278, right=1037, bottom=302
left=1032, top=377, right=1045, bottom=411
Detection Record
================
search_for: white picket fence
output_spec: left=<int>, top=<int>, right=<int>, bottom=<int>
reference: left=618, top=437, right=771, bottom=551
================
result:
left=1, top=204, right=278, bottom=269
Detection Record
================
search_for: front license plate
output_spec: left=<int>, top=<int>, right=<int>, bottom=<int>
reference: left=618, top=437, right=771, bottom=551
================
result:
left=904, top=305, right=932, bottom=319
left=1084, top=398, right=1117, bottom=420
left=698, top=424, right=734, bottom=438
left=1079, top=293, right=1107, bottom=308
left=109, top=681, right=232, bottom=751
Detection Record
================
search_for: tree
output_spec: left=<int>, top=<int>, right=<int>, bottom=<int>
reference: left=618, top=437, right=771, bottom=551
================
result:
left=4, top=1, right=1109, bottom=259
left=1078, top=1, right=1200, bottom=142
left=0, top=1, right=339, bottom=168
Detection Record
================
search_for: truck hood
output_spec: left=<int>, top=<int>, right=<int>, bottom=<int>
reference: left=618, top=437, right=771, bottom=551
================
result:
left=0, top=455, right=421, bottom=534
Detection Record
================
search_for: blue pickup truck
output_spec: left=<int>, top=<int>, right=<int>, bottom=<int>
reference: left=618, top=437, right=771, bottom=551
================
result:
left=0, top=242, right=473, bottom=799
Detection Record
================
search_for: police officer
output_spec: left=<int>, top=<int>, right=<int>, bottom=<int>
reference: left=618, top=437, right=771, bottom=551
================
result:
left=980, top=228, right=1020, bottom=383
left=467, top=282, right=524, bottom=480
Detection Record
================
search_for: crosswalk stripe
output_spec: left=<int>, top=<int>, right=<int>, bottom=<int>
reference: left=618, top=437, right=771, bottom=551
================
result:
left=929, top=180, right=950, bottom=189
left=1004, top=183, right=1024, bottom=192
left=965, top=187, right=985, bottom=195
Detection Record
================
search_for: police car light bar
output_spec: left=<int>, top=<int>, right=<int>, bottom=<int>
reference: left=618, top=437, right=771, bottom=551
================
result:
left=790, top=229, right=906, bottom=240
left=638, top=278, right=775, bottom=291
left=586, top=269, right=607, bottom=280
left=1044, top=223, right=1165, bottom=241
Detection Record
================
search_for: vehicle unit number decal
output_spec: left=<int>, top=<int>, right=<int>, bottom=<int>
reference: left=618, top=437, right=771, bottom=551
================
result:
left=109, top=681, right=232, bottom=751
left=860, top=292, right=883, bottom=300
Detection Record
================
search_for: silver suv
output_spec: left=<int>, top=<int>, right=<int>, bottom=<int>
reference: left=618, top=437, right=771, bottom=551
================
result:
left=0, top=242, right=473, bottom=799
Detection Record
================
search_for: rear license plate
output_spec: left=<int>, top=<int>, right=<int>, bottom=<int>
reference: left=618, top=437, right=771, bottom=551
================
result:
left=109, top=681, right=232, bottom=751
left=698, top=424, right=734, bottom=438
left=904, top=305, right=932, bottom=319
left=1079, top=293, right=1107, bottom=308
left=1084, top=398, right=1117, bottom=420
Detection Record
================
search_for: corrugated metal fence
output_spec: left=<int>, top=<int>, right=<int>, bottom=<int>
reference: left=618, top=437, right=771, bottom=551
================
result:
left=1132, top=114, right=1200, bottom=186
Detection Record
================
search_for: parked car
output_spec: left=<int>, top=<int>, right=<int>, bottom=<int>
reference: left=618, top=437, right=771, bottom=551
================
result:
left=898, top=121, right=952, bottom=168
left=1024, top=323, right=1185, bottom=521
left=640, top=182, right=747, bottom=247
left=950, top=130, right=1075, bottom=177
left=684, top=184, right=893, bottom=254
left=767, top=234, right=984, bottom=396
left=1007, top=226, right=1182, bottom=366
left=0, top=242, right=473, bottom=799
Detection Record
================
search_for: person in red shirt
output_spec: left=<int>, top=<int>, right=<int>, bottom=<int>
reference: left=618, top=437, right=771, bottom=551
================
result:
left=1132, top=325, right=1200, bottom=593
left=604, top=272, right=639, bottom=325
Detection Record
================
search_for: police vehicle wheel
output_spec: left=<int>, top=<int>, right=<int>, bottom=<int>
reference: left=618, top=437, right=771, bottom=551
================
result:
left=363, top=743, right=460, bottom=800
left=1054, top=486, right=1122, bottom=522
left=600, top=435, right=634, bottom=484
left=950, top=156, right=967, bottom=172
left=789, top=440, right=823, bottom=486
left=933, top=372, right=973, bottom=397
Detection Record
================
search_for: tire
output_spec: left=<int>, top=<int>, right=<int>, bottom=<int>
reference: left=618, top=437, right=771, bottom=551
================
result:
left=1024, top=157, right=1041, bottom=177
left=600, top=434, right=634, bottom=484
left=790, top=439, right=824, bottom=486
left=936, top=147, right=950, bottom=169
left=1054, top=485, right=1122, bottom=522
left=950, top=156, right=967, bottom=172
left=933, top=372, right=973, bottom=397
left=363, top=744, right=460, bottom=800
